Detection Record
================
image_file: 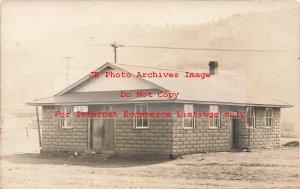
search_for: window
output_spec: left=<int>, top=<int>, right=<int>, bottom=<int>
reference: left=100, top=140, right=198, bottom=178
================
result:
left=246, top=107, right=255, bottom=128
left=135, top=104, right=149, bottom=128
left=183, top=104, right=195, bottom=129
left=265, top=108, right=273, bottom=127
left=59, top=106, right=73, bottom=128
left=209, top=105, right=220, bottom=128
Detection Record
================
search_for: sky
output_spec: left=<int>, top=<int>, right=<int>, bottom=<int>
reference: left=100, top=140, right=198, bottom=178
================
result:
left=2, top=1, right=296, bottom=43
left=1, top=0, right=299, bottom=128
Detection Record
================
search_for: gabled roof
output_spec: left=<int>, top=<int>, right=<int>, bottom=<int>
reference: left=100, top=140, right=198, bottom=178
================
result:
left=27, top=62, right=292, bottom=108
left=55, top=62, right=167, bottom=96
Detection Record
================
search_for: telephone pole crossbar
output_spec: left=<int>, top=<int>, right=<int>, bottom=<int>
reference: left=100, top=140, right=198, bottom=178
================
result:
left=62, top=56, right=75, bottom=86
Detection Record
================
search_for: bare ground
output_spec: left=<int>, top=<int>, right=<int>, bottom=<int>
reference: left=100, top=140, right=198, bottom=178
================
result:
left=0, top=146, right=299, bottom=189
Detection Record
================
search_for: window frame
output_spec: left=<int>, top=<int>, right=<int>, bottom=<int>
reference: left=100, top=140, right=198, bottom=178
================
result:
left=59, top=105, right=73, bottom=129
left=246, top=107, right=256, bottom=128
left=209, top=105, right=220, bottom=129
left=134, top=104, right=149, bottom=129
left=265, top=108, right=273, bottom=128
left=183, top=104, right=195, bottom=129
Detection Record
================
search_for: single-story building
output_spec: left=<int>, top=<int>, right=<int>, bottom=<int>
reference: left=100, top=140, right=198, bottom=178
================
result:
left=28, top=61, right=292, bottom=158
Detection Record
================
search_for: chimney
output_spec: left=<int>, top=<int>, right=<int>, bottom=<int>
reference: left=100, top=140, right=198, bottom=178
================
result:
left=209, top=61, right=218, bottom=75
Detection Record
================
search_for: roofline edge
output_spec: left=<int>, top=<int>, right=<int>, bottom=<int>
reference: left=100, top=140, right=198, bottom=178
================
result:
left=27, top=100, right=293, bottom=108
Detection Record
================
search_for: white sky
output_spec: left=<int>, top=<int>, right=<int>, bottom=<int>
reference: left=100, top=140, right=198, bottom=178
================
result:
left=2, top=0, right=297, bottom=48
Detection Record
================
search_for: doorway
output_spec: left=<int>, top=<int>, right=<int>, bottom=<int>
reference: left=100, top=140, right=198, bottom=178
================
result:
left=89, top=105, right=115, bottom=150
left=232, top=119, right=239, bottom=149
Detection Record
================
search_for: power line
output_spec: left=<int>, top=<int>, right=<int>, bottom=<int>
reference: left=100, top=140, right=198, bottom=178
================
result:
left=121, top=44, right=296, bottom=53
left=17, top=42, right=296, bottom=53
left=76, top=42, right=296, bottom=54
left=65, top=42, right=297, bottom=66
left=106, top=42, right=296, bottom=64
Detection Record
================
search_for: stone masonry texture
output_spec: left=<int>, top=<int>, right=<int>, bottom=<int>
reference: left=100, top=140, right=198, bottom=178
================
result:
left=41, top=104, right=280, bottom=157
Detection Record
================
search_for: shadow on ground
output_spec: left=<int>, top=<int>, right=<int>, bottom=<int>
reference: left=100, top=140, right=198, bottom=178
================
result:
left=0, top=153, right=171, bottom=168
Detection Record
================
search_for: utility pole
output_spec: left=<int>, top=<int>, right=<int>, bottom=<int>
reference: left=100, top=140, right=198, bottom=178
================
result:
left=36, top=106, right=42, bottom=150
left=62, top=56, right=74, bottom=86
left=110, top=41, right=123, bottom=63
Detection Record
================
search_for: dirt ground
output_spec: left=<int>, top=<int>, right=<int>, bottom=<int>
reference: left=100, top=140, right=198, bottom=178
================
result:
left=0, top=146, right=299, bottom=189
left=0, top=129, right=40, bottom=156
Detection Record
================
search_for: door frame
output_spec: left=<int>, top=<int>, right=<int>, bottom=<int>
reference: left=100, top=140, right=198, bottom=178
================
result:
left=87, top=109, right=116, bottom=150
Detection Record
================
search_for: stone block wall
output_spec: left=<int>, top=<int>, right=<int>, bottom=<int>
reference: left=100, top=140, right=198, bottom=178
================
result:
left=172, top=104, right=232, bottom=156
left=41, top=106, right=88, bottom=153
left=40, top=104, right=281, bottom=156
left=238, top=107, right=280, bottom=148
left=113, top=104, right=174, bottom=157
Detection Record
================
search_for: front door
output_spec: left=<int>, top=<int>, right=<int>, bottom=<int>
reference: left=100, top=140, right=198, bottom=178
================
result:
left=90, top=105, right=115, bottom=150
left=232, top=119, right=239, bottom=149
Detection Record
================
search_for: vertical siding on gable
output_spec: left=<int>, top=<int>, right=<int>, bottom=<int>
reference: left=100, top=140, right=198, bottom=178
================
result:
left=72, top=67, right=159, bottom=92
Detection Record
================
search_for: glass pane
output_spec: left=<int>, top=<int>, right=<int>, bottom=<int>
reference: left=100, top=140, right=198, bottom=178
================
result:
left=266, top=118, right=272, bottom=126
left=247, top=107, right=253, bottom=117
left=142, top=104, right=147, bottom=112
left=209, top=118, right=217, bottom=127
left=184, top=104, right=192, bottom=112
left=247, top=118, right=252, bottom=126
left=184, top=105, right=187, bottom=112
left=61, top=118, right=64, bottom=127
left=64, top=118, right=68, bottom=127
left=136, top=105, right=141, bottom=112
left=210, top=105, right=218, bottom=114
left=142, top=118, right=148, bottom=127
left=266, top=108, right=272, bottom=117
left=136, top=117, right=142, bottom=127
left=67, top=117, right=72, bottom=126
left=184, top=118, right=192, bottom=127
left=190, top=105, right=194, bottom=112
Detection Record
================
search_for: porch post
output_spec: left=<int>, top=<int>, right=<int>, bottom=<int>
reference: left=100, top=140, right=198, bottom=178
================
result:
left=35, top=106, right=42, bottom=151
left=87, top=117, right=91, bottom=150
